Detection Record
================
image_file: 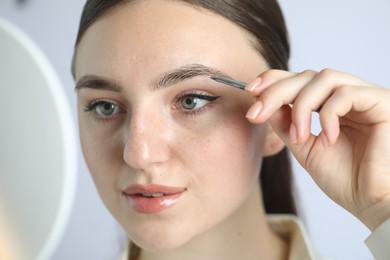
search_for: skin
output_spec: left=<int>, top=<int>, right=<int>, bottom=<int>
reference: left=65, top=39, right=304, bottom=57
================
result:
left=74, top=1, right=286, bottom=259
left=74, top=0, right=390, bottom=258
left=246, top=70, right=390, bottom=231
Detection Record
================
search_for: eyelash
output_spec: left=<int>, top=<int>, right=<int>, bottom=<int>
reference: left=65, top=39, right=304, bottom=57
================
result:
left=83, top=91, right=219, bottom=122
left=174, top=91, right=220, bottom=117
left=84, top=99, right=125, bottom=122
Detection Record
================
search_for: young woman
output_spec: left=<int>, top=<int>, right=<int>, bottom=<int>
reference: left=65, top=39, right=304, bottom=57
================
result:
left=72, top=0, right=390, bottom=259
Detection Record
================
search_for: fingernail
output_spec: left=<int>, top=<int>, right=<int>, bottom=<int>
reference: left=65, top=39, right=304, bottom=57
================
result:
left=245, top=77, right=262, bottom=92
left=246, top=101, right=263, bottom=119
left=289, top=123, right=298, bottom=144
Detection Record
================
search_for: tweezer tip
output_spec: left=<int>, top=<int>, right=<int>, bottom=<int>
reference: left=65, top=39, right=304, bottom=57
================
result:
left=209, top=75, right=246, bottom=90
left=210, top=75, right=227, bottom=83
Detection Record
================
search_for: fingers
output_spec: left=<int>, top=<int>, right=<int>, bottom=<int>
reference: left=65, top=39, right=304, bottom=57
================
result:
left=287, top=69, right=373, bottom=144
left=245, top=70, right=317, bottom=121
left=245, top=68, right=389, bottom=145
left=319, top=85, right=390, bottom=144
left=244, top=69, right=295, bottom=95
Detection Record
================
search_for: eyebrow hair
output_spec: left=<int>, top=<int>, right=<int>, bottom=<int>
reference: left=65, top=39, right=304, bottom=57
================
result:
left=75, top=75, right=122, bottom=92
left=151, top=64, right=229, bottom=91
left=75, top=64, right=229, bottom=92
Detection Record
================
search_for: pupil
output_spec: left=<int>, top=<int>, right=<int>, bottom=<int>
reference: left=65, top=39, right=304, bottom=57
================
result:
left=102, top=103, right=114, bottom=115
left=182, top=97, right=197, bottom=109
left=185, top=98, right=193, bottom=105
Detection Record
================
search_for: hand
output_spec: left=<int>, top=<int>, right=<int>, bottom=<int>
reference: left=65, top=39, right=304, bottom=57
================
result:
left=246, top=69, right=390, bottom=231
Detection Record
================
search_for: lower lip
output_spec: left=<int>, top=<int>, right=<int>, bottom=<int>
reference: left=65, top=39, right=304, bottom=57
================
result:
left=125, top=192, right=183, bottom=214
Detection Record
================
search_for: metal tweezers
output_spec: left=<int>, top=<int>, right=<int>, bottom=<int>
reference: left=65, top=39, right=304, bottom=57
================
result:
left=210, top=75, right=247, bottom=90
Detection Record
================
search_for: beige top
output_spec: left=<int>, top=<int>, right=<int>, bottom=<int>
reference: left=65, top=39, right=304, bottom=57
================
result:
left=120, top=214, right=390, bottom=260
left=266, top=215, right=323, bottom=260
left=365, top=217, right=390, bottom=260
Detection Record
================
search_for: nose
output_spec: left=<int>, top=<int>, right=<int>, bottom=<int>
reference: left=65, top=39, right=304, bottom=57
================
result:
left=123, top=109, right=171, bottom=170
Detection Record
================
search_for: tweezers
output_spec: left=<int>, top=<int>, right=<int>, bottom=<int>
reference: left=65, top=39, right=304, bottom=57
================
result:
left=210, top=75, right=247, bottom=90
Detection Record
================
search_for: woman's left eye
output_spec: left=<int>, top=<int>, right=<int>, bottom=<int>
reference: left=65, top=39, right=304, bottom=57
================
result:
left=176, top=92, right=219, bottom=112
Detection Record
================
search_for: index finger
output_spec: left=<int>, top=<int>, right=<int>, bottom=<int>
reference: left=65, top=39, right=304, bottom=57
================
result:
left=245, top=69, right=298, bottom=96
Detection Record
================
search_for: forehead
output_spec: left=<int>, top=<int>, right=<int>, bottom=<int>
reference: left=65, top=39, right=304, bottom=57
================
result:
left=74, top=0, right=265, bottom=81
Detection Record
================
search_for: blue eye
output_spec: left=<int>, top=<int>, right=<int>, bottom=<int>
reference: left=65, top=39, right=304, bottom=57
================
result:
left=180, top=96, right=209, bottom=110
left=84, top=100, right=124, bottom=117
left=177, top=93, right=219, bottom=111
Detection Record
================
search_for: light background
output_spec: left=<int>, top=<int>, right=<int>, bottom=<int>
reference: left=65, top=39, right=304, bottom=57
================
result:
left=1, top=0, right=389, bottom=259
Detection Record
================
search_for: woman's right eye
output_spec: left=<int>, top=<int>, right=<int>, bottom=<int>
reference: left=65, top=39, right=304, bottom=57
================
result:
left=84, top=100, right=125, bottom=118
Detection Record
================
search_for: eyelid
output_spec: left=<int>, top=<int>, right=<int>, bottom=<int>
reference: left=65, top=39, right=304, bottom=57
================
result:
left=175, top=89, right=218, bottom=101
left=173, top=89, right=220, bottom=118
left=83, top=99, right=126, bottom=122
left=84, top=99, right=124, bottom=111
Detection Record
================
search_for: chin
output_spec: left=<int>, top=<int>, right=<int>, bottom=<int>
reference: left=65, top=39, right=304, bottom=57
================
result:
left=128, top=223, right=210, bottom=253
left=132, top=234, right=192, bottom=252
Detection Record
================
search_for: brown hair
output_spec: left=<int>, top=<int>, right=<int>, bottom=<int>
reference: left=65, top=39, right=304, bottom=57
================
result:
left=73, top=0, right=297, bottom=257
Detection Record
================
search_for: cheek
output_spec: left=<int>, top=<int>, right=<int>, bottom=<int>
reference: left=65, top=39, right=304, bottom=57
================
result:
left=175, top=104, right=266, bottom=214
left=178, top=98, right=266, bottom=180
left=78, top=107, right=124, bottom=173
left=78, top=117, right=123, bottom=207
left=197, top=119, right=264, bottom=191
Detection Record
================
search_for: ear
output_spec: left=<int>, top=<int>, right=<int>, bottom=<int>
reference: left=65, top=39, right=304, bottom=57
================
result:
left=262, top=124, right=285, bottom=157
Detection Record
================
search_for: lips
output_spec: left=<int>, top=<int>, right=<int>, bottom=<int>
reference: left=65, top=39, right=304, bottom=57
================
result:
left=123, top=184, right=186, bottom=214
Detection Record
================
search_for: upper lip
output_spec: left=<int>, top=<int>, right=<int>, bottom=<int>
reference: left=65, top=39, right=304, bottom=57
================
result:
left=123, top=184, right=186, bottom=196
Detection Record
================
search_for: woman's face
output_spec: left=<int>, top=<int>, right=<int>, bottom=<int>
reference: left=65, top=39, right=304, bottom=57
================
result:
left=74, top=0, right=273, bottom=251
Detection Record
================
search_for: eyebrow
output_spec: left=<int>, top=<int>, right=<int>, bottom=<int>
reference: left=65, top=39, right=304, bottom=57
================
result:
left=75, top=75, right=121, bottom=92
left=151, top=63, right=228, bottom=91
left=75, top=63, right=229, bottom=92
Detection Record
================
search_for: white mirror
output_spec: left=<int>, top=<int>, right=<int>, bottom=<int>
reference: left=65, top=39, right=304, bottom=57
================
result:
left=0, top=17, right=77, bottom=260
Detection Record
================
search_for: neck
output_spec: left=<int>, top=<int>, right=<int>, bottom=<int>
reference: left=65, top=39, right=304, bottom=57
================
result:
left=137, top=183, right=289, bottom=260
